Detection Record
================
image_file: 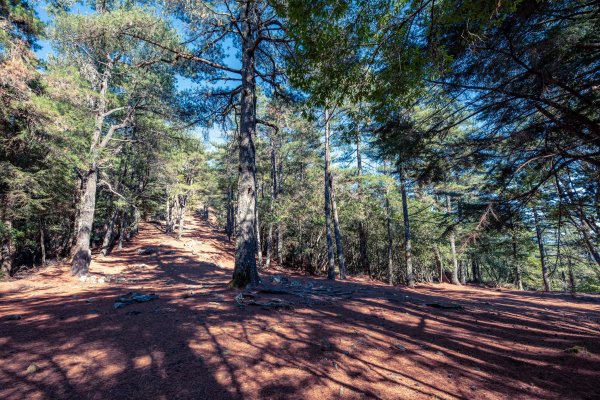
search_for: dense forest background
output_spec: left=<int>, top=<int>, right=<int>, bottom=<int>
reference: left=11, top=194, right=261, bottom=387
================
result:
left=1, top=0, right=599, bottom=293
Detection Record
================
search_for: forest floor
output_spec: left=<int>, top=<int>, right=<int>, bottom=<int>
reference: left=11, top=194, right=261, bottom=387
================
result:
left=1, top=213, right=600, bottom=400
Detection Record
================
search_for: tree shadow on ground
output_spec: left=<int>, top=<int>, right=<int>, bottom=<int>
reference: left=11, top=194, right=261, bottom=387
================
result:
left=1, top=213, right=599, bottom=399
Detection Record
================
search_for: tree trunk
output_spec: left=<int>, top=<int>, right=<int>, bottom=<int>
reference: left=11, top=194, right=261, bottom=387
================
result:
left=178, top=194, right=187, bottom=240
left=459, top=260, right=467, bottom=285
left=231, top=4, right=260, bottom=287
left=533, top=207, right=551, bottom=291
left=329, top=172, right=347, bottom=279
left=400, top=166, right=414, bottom=287
left=471, top=258, right=481, bottom=284
left=324, top=108, right=336, bottom=280
left=446, top=195, right=461, bottom=285
left=568, top=258, right=576, bottom=295
left=254, top=177, right=262, bottom=266
left=71, top=167, right=98, bottom=276
left=101, top=208, right=118, bottom=256
left=118, top=211, right=127, bottom=251
left=276, top=149, right=284, bottom=263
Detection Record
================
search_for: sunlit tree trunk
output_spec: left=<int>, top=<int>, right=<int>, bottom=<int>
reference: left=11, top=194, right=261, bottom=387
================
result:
left=72, top=168, right=98, bottom=276
left=71, top=54, right=114, bottom=276
left=231, top=1, right=259, bottom=287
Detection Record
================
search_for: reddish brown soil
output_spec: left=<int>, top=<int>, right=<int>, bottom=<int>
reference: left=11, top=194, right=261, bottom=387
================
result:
left=1, top=214, right=600, bottom=400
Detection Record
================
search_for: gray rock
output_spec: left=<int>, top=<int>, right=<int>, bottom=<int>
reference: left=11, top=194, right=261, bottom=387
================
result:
left=113, top=292, right=159, bottom=309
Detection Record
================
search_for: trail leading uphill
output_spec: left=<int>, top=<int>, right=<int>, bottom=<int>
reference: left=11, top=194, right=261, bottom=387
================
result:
left=1, top=213, right=600, bottom=399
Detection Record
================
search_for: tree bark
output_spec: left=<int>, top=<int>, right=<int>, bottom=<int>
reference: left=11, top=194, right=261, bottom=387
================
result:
left=231, top=2, right=260, bottom=287
left=533, top=207, right=551, bottom=291
left=446, top=195, right=461, bottom=285
left=101, top=208, right=118, bottom=256
left=177, top=194, right=187, bottom=240
left=400, top=166, right=414, bottom=287
left=459, top=260, right=467, bottom=285
left=71, top=167, right=98, bottom=276
left=254, top=176, right=262, bottom=266
left=276, top=156, right=283, bottom=263
left=118, top=211, right=127, bottom=251
left=324, top=108, right=336, bottom=280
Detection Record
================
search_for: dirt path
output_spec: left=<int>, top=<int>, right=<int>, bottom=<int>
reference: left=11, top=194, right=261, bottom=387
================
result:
left=2, top=213, right=600, bottom=400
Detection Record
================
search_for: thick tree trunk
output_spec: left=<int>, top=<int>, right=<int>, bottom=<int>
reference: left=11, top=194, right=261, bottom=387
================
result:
left=231, top=5, right=260, bottom=287
left=400, top=167, right=414, bottom=287
left=324, top=108, right=336, bottom=280
left=447, top=195, right=461, bottom=285
left=71, top=167, right=98, bottom=276
left=533, top=207, right=551, bottom=291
